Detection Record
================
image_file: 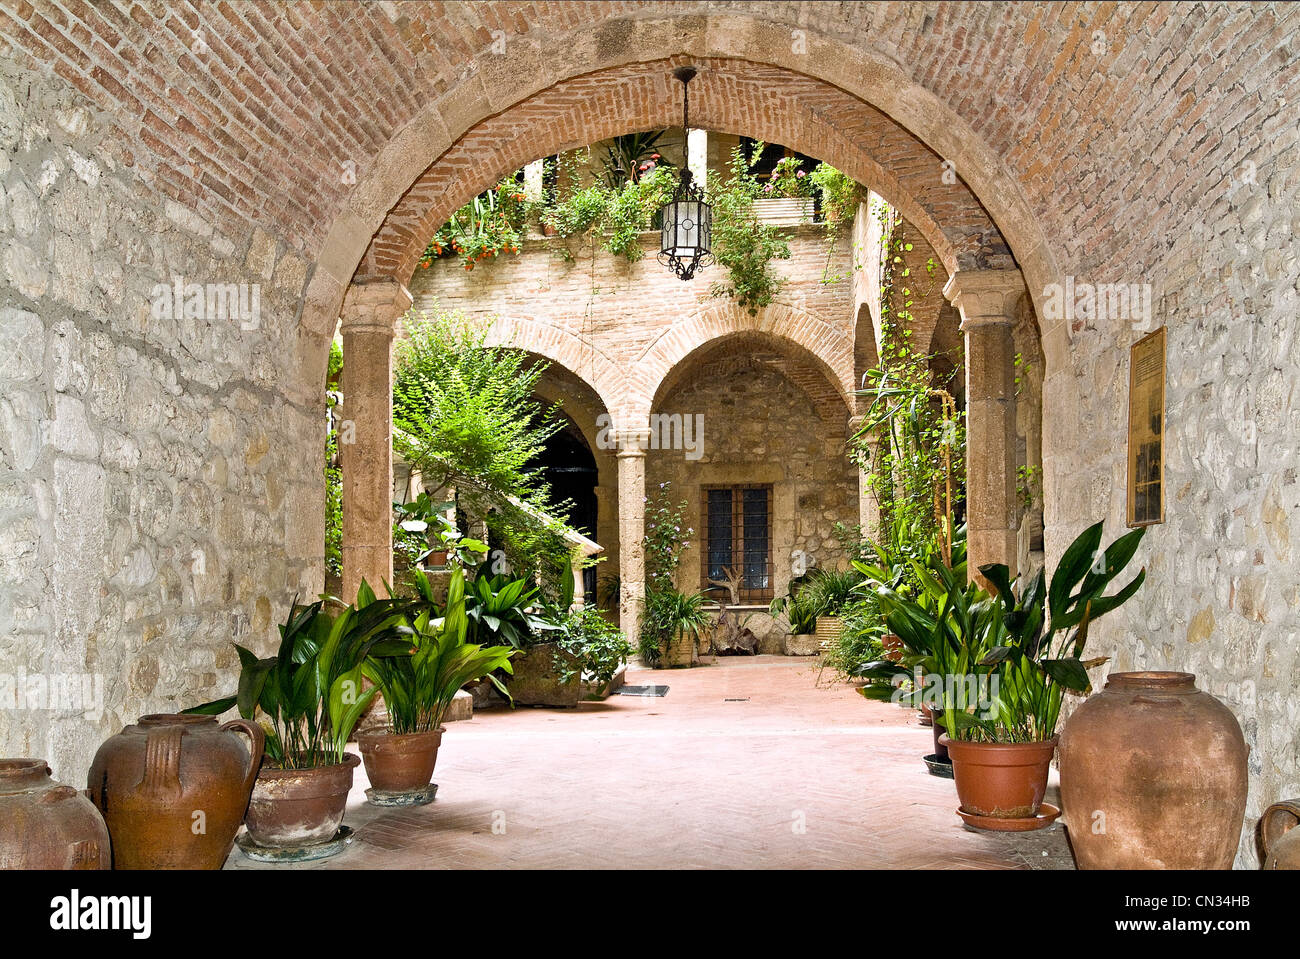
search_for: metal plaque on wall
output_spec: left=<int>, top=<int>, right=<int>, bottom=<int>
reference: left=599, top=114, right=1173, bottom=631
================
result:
left=1127, top=327, right=1166, bottom=527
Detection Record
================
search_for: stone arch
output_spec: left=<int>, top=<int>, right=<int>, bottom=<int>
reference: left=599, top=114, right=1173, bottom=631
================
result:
left=359, top=57, right=1004, bottom=285
left=296, top=9, right=1061, bottom=384
left=631, top=301, right=853, bottom=424
left=476, top=314, right=624, bottom=421
left=853, top=302, right=879, bottom=416
left=525, top=359, right=616, bottom=489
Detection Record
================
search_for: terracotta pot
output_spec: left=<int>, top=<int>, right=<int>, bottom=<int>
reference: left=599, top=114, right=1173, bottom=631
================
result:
left=940, top=733, right=1057, bottom=819
left=882, top=632, right=904, bottom=664
left=931, top=713, right=949, bottom=761
left=244, top=753, right=359, bottom=849
left=1262, top=800, right=1300, bottom=869
left=0, top=759, right=110, bottom=870
left=1059, top=671, right=1248, bottom=869
left=88, top=713, right=263, bottom=869
left=356, top=726, right=443, bottom=793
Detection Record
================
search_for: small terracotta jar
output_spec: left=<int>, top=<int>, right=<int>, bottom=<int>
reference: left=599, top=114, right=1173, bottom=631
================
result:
left=1059, top=671, right=1248, bottom=869
left=88, top=713, right=263, bottom=870
left=1261, top=800, right=1300, bottom=869
left=0, top=759, right=110, bottom=869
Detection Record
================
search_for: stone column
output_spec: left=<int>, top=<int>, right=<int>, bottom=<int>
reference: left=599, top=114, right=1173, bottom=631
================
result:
left=848, top=413, right=882, bottom=543
left=339, top=276, right=411, bottom=601
left=943, top=269, right=1024, bottom=586
left=615, top=428, right=650, bottom=645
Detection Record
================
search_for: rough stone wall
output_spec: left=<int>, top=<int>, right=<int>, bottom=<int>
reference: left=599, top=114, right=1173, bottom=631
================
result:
left=1025, top=9, right=1300, bottom=867
left=647, top=355, right=858, bottom=653
left=0, top=62, right=320, bottom=783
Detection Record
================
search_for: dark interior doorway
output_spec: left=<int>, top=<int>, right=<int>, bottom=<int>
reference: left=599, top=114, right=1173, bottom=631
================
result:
left=532, top=410, right=599, bottom=600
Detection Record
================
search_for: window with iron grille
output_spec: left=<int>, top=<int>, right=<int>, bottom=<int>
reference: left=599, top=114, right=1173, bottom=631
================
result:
left=701, top=485, right=773, bottom=602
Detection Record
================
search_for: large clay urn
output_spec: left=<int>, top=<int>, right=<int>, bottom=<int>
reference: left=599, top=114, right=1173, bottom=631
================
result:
left=0, top=759, right=110, bottom=869
left=1059, top=671, right=1248, bottom=869
left=88, top=713, right=264, bottom=870
left=244, top=753, right=359, bottom=849
left=356, top=726, right=443, bottom=794
left=1261, top=800, right=1300, bottom=869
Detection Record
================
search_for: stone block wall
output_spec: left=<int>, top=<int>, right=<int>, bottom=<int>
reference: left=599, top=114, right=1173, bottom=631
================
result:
left=0, top=62, right=321, bottom=782
left=647, top=354, right=859, bottom=652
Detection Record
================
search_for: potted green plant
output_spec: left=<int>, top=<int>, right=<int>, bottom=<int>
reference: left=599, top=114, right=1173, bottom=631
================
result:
left=356, top=568, right=515, bottom=804
left=803, top=567, right=864, bottom=649
left=641, top=588, right=710, bottom=668
left=768, top=575, right=819, bottom=655
left=858, top=522, right=1146, bottom=829
left=184, top=585, right=411, bottom=855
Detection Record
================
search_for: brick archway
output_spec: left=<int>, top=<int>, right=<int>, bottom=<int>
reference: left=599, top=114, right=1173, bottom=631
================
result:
left=295, top=9, right=1062, bottom=384
left=478, top=314, right=624, bottom=421
left=357, top=57, right=1006, bottom=286
left=631, top=301, right=853, bottom=425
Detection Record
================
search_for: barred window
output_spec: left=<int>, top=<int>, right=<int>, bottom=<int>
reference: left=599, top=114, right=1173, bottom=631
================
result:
left=702, top=485, right=773, bottom=602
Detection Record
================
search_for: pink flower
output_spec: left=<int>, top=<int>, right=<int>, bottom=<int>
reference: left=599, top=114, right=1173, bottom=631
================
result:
left=796, top=169, right=806, bottom=177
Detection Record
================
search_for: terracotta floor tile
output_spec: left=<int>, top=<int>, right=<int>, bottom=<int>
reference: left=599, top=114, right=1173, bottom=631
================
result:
left=225, top=656, right=1074, bottom=870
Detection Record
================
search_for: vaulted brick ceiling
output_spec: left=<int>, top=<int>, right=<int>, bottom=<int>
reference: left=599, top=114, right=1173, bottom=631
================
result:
left=4, top=1, right=1294, bottom=369
left=359, top=54, right=1007, bottom=282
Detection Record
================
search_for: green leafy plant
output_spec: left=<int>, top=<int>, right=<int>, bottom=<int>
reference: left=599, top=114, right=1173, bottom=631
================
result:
left=463, top=569, right=556, bottom=649
left=422, top=177, right=531, bottom=271
left=324, top=395, right=343, bottom=580
left=762, top=155, right=815, bottom=199
left=706, top=141, right=792, bottom=314
left=799, top=567, right=865, bottom=618
left=600, top=131, right=671, bottom=188
left=637, top=482, right=699, bottom=665
left=393, top=308, right=583, bottom=592
left=555, top=605, right=633, bottom=687
left=641, top=587, right=710, bottom=665
left=855, top=523, right=1147, bottom=744
left=768, top=576, right=819, bottom=635
left=183, top=582, right=412, bottom=768
left=364, top=568, right=516, bottom=734
left=975, top=522, right=1147, bottom=742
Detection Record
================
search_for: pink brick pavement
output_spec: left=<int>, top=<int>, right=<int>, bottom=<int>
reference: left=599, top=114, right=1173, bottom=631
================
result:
left=226, top=655, right=1074, bottom=869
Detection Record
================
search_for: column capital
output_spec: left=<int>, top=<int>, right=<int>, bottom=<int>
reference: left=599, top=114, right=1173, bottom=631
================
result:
left=614, top=428, right=652, bottom=456
left=943, top=268, right=1025, bottom=330
left=341, top=275, right=412, bottom=336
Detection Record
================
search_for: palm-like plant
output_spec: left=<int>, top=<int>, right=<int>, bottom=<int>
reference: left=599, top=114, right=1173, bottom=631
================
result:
left=463, top=571, right=556, bottom=648
left=640, top=587, right=711, bottom=665
left=365, top=568, right=515, bottom=734
left=184, top=582, right=412, bottom=768
left=801, top=567, right=865, bottom=618
left=855, top=522, right=1146, bottom=744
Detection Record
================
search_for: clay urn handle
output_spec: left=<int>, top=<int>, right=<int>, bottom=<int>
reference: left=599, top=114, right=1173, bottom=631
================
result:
left=1261, top=800, right=1300, bottom=856
left=142, top=723, right=185, bottom=799
left=221, top=718, right=266, bottom=795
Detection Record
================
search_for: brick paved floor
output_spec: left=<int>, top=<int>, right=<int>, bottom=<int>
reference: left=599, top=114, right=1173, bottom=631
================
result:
left=226, top=656, right=1075, bottom=869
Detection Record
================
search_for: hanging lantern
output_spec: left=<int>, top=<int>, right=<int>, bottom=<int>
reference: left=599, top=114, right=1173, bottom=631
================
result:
left=658, top=66, right=712, bottom=281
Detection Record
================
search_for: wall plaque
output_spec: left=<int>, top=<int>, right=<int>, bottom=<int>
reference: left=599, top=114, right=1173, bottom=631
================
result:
left=1127, top=326, right=1166, bottom=527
